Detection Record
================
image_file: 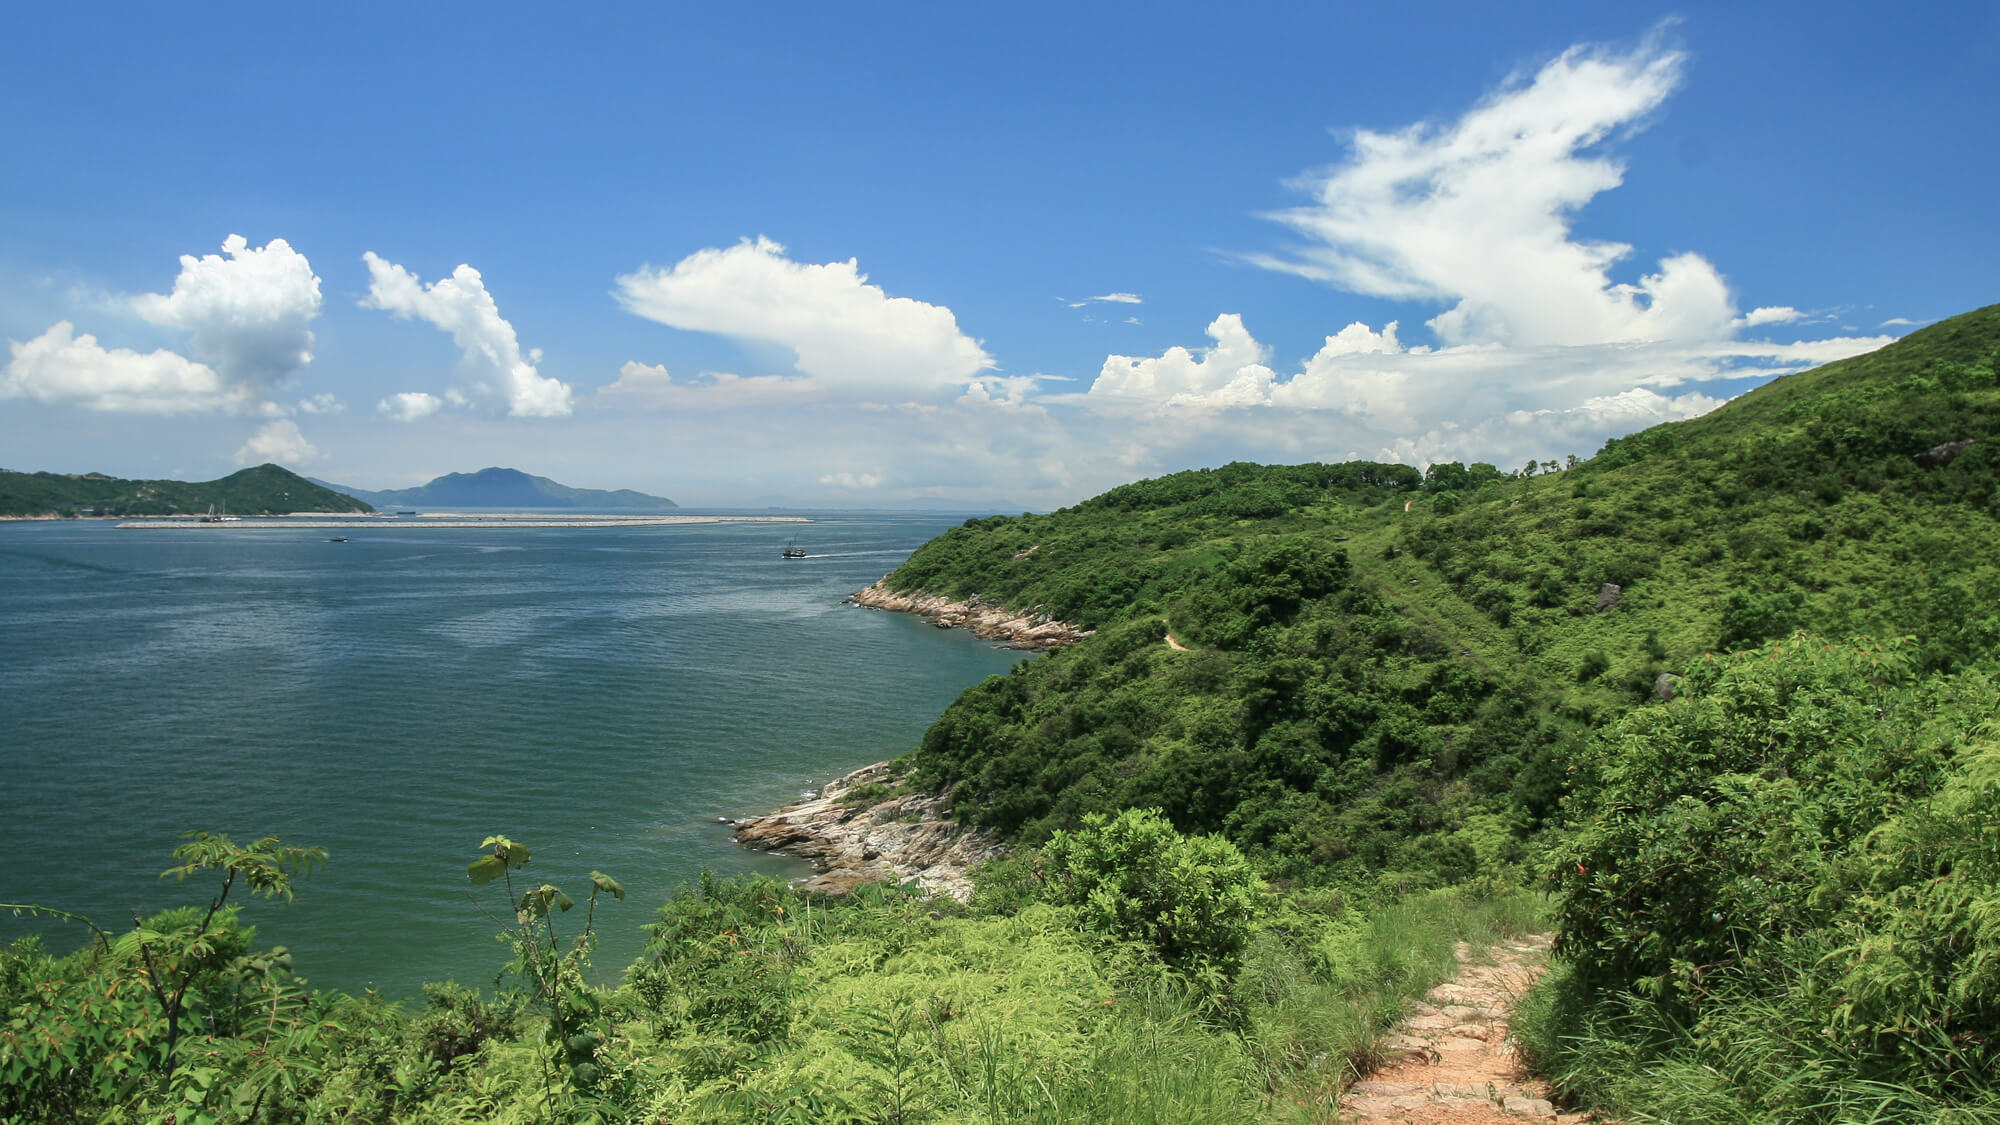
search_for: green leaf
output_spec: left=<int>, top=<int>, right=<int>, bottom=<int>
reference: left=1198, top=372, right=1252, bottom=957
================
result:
left=467, top=855, right=509, bottom=886
left=589, top=871, right=626, bottom=901
left=515, top=884, right=574, bottom=923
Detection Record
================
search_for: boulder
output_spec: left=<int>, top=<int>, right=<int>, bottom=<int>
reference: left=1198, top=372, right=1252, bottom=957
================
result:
left=1914, top=438, right=1975, bottom=467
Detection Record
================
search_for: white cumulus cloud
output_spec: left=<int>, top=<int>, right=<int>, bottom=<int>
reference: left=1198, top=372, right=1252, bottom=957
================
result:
left=1088, top=314, right=1278, bottom=410
left=3, top=235, right=322, bottom=416
left=2, top=321, right=227, bottom=412
left=235, top=419, right=318, bottom=466
left=377, top=391, right=445, bottom=422
left=614, top=237, right=993, bottom=397
left=361, top=253, right=574, bottom=418
left=132, top=234, right=322, bottom=396
left=1740, top=305, right=1805, bottom=327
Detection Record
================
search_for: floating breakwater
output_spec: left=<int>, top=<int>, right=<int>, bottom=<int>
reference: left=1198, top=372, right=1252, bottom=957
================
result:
left=117, top=514, right=810, bottom=529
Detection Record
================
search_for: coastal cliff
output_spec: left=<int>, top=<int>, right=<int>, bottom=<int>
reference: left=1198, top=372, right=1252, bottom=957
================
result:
left=732, top=761, right=1000, bottom=901
left=847, top=580, right=1091, bottom=649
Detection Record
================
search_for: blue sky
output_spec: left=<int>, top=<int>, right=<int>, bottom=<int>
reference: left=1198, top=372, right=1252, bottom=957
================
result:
left=3, top=3, right=1994, bottom=508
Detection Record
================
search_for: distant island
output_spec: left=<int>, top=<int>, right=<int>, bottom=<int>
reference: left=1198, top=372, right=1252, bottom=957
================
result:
left=0, top=464, right=371, bottom=519
left=311, top=467, right=677, bottom=510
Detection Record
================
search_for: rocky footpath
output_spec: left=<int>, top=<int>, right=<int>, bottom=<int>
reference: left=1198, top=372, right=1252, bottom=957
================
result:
left=1342, top=934, right=1599, bottom=1124
left=731, top=761, right=1001, bottom=902
left=847, top=580, right=1091, bottom=649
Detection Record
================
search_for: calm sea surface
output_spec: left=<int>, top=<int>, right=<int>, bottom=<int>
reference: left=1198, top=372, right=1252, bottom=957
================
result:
left=0, top=514, right=1028, bottom=997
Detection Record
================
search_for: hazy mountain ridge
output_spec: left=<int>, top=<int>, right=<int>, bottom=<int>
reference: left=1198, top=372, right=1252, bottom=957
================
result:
left=310, top=466, right=677, bottom=509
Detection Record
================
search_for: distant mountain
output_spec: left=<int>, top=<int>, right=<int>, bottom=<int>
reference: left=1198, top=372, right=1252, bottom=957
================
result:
left=0, top=464, right=372, bottom=518
left=312, top=467, right=677, bottom=510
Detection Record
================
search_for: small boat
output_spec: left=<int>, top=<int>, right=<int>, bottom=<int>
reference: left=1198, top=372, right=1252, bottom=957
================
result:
left=329, top=536, right=348, bottom=543
left=781, top=537, right=807, bottom=559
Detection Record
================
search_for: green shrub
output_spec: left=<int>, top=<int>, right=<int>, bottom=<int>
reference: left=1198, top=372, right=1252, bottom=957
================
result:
left=1537, top=634, right=2000, bottom=1120
left=1037, top=808, right=1261, bottom=978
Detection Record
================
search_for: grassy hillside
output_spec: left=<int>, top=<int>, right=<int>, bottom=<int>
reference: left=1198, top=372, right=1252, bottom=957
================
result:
left=4, top=305, right=1996, bottom=1123
left=0, top=463, right=373, bottom=517
left=890, top=306, right=1999, bottom=882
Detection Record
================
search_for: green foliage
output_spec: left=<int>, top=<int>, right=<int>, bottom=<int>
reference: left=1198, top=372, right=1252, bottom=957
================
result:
left=1037, top=809, right=1261, bottom=978
left=12, top=305, right=2000, bottom=1121
left=1531, top=634, right=2000, bottom=1121
left=466, top=833, right=624, bottom=1095
left=0, top=832, right=329, bottom=1124
left=0, top=463, right=372, bottom=517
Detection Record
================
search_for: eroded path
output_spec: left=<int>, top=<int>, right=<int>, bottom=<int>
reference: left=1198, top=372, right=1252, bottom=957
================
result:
left=1341, top=934, right=1594, bottom=1124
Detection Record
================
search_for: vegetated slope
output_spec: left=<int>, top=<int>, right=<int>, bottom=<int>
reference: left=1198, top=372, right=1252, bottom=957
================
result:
left=889, top=304, right=2000, bottom=885
left=318, top=466, right=678, bottom=509
left=5, top=307, right=1993, bottom=1125
left=0, top=463, right=374, bottom=518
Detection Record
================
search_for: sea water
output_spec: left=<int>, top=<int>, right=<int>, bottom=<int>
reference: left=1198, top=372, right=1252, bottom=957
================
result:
left=0, top=514, right=1029, bottom=997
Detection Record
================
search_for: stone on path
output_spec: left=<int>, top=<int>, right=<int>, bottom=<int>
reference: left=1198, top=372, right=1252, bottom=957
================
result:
left=1337, top=933, right=1602, bottom=1124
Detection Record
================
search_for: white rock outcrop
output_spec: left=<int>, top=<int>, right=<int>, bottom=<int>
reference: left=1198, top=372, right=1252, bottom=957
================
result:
left=732, top=761, right=1001, bottom=902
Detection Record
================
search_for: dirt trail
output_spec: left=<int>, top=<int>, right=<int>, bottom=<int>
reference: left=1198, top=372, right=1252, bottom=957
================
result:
left=1341, top=934, right=1594, bottom=1124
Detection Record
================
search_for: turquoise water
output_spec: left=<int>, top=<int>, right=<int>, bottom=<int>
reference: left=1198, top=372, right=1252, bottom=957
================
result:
left=0, top=515, right=1028, bottom=997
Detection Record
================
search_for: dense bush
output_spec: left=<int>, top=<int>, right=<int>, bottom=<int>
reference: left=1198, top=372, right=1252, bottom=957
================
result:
left=1528, top=635, right=2000, bottom=1121
left=1037, top=808, right=1260, bottom=978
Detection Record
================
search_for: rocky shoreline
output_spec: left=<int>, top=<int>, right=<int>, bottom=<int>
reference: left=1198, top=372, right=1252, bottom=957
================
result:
left=730, top=760, right=1001, bottom=902
left=846, top=580, right=1091, bottom=649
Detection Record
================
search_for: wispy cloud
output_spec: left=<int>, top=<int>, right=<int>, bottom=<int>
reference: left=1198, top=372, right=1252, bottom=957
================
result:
left=1063, top=27, right=1891, bottom=476
left=598, top=360, right=818, bottom=410
left=1067, top=292, right=1145, bottom=308
left=1250, top=31, right=1732, bottom=348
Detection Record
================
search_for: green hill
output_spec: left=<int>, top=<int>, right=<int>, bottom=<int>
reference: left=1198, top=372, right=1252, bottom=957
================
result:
left=0, top=463, right=374, bottom=518
left=888, top=305, right=1999, bottom=877
left=4, top=305, right=1996, bottom=1124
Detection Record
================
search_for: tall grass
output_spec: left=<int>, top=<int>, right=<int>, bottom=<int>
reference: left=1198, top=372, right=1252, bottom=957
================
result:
left=1243, top=884, right=1549, bottom=1119
left=1515, top=957, right=2000, bottom=1125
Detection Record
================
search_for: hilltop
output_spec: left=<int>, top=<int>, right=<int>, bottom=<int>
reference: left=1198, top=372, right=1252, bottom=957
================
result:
left=880, top=305, right=1997, bottom=870
left=314, top=467, right=677, bottom=509
left=0, top=463, right=372, bottom=518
